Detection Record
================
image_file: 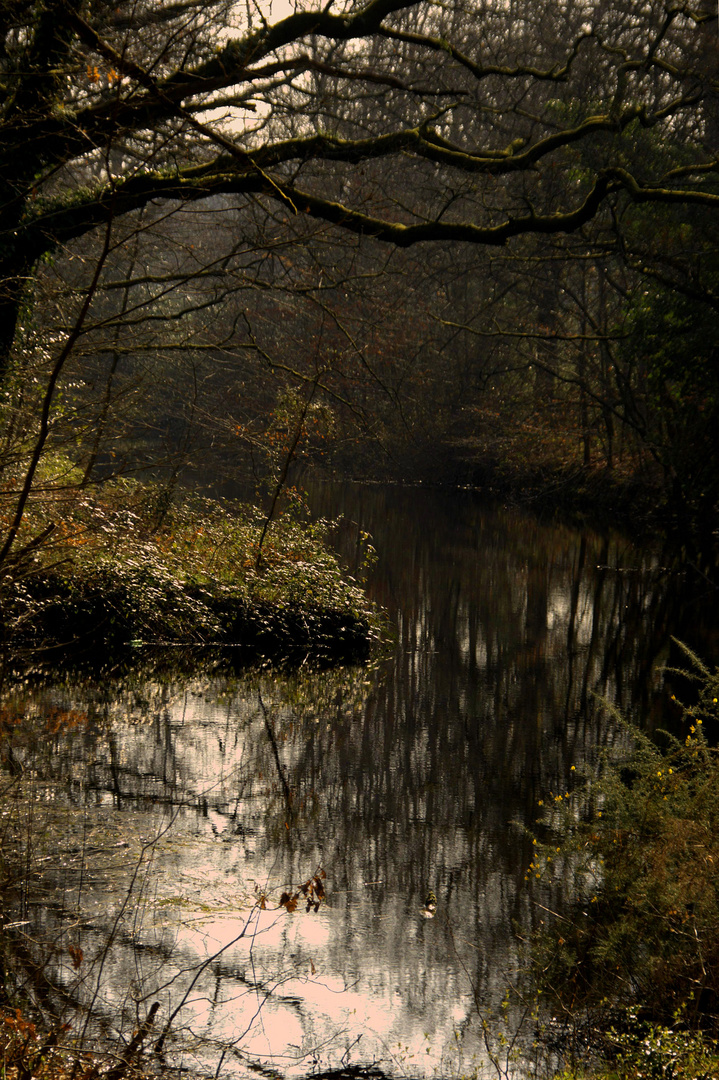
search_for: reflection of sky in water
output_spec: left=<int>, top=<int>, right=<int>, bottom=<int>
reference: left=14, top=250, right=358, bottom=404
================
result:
left=11, top=485, right=713, bottom=1079
left=32, top=676, right=530, bottom=1079
left=156, top=905, right=475, bottom=1076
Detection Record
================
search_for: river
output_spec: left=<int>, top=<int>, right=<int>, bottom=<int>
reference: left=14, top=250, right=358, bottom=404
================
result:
left=2, top=483, right=716, bottom=1079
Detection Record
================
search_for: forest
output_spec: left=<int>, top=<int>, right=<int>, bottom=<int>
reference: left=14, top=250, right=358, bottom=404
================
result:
left=2, top=0, right=719, bottom=604
left=2, top=3, right=719, bottom=1079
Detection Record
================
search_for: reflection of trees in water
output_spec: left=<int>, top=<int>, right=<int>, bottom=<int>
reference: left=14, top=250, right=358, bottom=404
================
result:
left=293, top=484, right=711, bottom=971
left=3, top=487, right=714, bottom=1074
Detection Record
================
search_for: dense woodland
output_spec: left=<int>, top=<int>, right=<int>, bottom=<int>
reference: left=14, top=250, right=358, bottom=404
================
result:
left=2, top=0, right=719, bottom=594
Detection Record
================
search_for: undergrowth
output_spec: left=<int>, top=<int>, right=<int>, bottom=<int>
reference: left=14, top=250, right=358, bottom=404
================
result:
left=0, top=462, right=383, bottom=669
left=0, top=1007, right=158, bottom=1080
left=529, top=642, right=719, bottom=1078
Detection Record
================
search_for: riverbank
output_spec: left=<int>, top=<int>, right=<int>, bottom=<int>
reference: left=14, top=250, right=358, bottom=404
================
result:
left=325, top=438, right=668, bottom=540
left=1, top=477, right=383, bottom=675
left=335, top=420, right=714, bottom=542
left=443, top=434, right=717, bottom=546
left=464, top=456, right=662, bottom=534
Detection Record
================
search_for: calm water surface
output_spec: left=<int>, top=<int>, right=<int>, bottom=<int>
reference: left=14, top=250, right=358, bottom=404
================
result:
left=4, top=484, right=717, bottom=1079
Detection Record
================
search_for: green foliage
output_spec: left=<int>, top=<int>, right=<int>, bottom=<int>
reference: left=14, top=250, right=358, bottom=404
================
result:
left=608, top=1014, right=719, bottom=1080
left=616, top=242, right=719, bottom=528
left=622, top=277, right=719, bottom=404
left=554, top=1017, right=719, bottom=1080
left=531, top=644, right=719, bottom=1039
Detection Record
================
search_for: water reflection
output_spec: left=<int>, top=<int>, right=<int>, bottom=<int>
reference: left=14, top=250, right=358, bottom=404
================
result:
left=2, top=484, right=716, bottom=1078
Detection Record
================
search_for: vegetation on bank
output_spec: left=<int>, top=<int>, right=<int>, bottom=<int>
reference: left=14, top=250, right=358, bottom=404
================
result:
left=0, top=460, right=382, bottom=672
left=454, top=452, right=662, bottom=536
left=529, top=643, right=719, bottom=1079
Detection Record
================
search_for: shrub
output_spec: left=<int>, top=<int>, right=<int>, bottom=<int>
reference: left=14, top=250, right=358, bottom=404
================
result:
left=1, top=475, right=384, bottom=668
left=531, top=644, right=719, bottom=1038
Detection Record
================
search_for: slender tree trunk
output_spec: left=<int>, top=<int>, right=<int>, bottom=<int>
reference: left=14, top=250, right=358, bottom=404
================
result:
left=0, top=213, right=115, bottom=574
left=0, top=263, right=33, bottom=387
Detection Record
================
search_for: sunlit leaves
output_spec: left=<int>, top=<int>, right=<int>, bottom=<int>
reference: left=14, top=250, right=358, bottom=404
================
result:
left=279, top=868, right=327, bottom=914
left=2, top=462, right=383, bottom=666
